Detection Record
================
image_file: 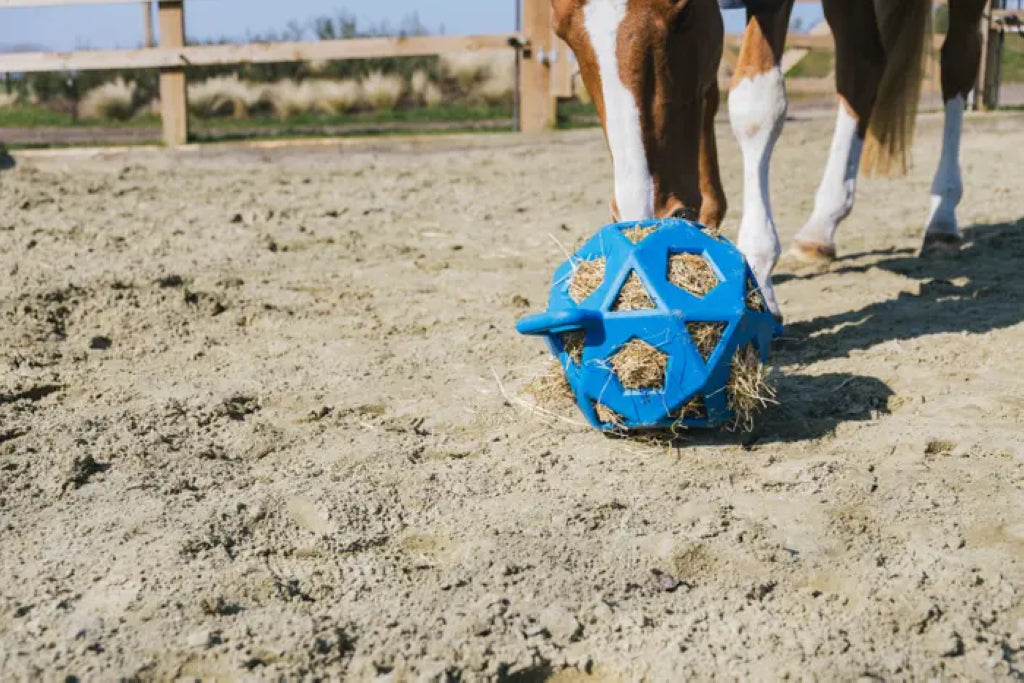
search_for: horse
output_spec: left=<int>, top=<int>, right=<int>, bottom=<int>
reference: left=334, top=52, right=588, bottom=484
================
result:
left=550, top=0, right=987, bottom=320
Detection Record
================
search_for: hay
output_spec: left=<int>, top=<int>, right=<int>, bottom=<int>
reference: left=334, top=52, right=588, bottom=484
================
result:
left=612, top=271, right=656, bottom=312
left=622, top=224, right=658, bottom=244
left=726, top=344, right=777, bottom=432
left=675, top=395, right=708, bottom=421
left=594, top=401, right=626, bottom=428
left=686, top=322, right=726, bottom=361
left=609, top=339, right=667, bottom=390
left=569, top=258, right=606, bottom=304
left=524, top=360, right=576, bottom=410
left=702, top=223, right=724, bottom=239
left=668, top=253, right=717, bottom=298
left=746, top=277, right=767, bottom=313
left=560, top=331, right=585, bottom=365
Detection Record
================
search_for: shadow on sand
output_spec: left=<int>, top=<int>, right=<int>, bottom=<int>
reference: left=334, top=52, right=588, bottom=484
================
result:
left=776, top=218, right=1024, bottom=364
left=0, top=145, right=15, bottom=171
left=652, top=218, right=1023, bottom=447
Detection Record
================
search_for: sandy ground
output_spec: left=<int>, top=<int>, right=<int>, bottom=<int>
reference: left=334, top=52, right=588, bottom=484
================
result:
left=1, top=112, right=1022, bottom=681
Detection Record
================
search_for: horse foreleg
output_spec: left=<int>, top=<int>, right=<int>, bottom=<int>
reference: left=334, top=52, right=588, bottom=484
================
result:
left=922, top=0, right=987, bottom=255
left=728, top=1, right=793, bottom=319
left=698, top=82, right=727, bottom=229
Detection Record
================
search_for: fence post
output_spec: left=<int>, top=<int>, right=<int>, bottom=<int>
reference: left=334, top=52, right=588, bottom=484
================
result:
left=551, top=41, right=574, bottom=99
left=143, top=2, right=155, bottom=48
left=519, top=0, right=556, bottom=133
left=158, top=0, right=188, bottom=146
left=974, top=0, right=1003, bottom=111
left=980, top=0, right=1004, bottom=109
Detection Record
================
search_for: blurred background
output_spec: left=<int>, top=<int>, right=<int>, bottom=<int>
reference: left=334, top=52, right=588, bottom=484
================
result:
left=0, top=1, right=1021, bottom=147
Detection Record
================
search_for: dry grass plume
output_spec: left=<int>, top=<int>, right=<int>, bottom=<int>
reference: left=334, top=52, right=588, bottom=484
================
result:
left=80, top=78, right=136, bottom=121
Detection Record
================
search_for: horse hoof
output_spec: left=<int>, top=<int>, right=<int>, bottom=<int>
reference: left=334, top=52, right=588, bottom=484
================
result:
left=771, top=314, right=784, bottom=338
left=789, top=239, right=837, bottom=264
left=919, top=233, right=962, bottom=257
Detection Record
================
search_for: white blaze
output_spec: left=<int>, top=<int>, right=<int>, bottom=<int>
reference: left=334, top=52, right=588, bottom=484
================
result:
left=925, top=94, right=965, bottom=237
left=795, top=103, right=863, bottom=247
left=584, top=0, right=655, bottom=221
left=728, top=67, right=787, bottom=316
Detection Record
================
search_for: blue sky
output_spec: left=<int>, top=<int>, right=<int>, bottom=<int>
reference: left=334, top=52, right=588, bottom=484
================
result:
left=0, top=1, right=824, bottom=52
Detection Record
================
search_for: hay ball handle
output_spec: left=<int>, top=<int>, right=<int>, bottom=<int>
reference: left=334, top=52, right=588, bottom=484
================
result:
left=516, top=309, right=603, bottom=336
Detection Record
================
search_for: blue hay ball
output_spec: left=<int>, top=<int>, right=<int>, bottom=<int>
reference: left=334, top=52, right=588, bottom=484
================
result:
left=516, top=218, right=780, bottom=431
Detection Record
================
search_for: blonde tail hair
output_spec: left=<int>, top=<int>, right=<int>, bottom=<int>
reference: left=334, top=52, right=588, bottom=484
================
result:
left=861, top=0, right=932, bottom=176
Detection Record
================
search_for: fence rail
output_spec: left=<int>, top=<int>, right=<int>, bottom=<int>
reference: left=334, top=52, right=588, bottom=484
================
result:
left=0, top=0, right=146, bottom=6
left=0, top=0, right=1013, bottom=146
left=0, top=34, right=522, bottom=72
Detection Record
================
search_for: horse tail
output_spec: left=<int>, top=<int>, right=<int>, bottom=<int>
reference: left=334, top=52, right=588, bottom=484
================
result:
left=861, top=0, right=932, bottom=176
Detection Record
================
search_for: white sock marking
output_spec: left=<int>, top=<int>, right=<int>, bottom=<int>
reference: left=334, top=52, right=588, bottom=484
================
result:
left=926, top=94, right=965, bottom=237
left=584, top=0, right=655, bottom=222
left=795, top=104, right=862, bottom=247
left=729, top=67, right=787, bottom=316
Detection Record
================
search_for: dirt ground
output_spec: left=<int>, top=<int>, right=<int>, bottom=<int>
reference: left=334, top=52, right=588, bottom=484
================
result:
left=1, top=112, right=1022, bottom=681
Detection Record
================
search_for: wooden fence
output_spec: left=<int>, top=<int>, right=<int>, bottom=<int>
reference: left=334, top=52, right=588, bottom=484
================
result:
left=0, top=0, right=556, bottom=144
left=0, top=0, right=1016, bottom=146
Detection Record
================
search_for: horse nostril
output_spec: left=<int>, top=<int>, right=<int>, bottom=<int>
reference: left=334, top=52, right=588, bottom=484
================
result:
left=671, top=207, right=698, bottom=221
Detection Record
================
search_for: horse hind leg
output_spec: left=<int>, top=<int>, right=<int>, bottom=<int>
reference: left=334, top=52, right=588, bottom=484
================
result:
left=790, top=98, right=863, bottom=263
left=791, top=0, right=885, bottom=263
left=921, top=0, right=987, bottom=256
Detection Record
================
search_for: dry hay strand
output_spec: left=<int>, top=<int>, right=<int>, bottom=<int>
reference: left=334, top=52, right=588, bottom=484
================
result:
left=569, top=257, right=606, bottom=304
left=678, top=395, right=708, bottom=420
left=523, top=359, right=576, bottom=410
left=702, top=223, right=724, bottom=239
left=686, top=322, right=727, bottom=361
left=726, top=344, right=777, bottom=432
left=668, top=253, right=717, bottom=298
left=746, top=277, right=767, bottom=312
left=609, top=339, right=667, bottom=390
left=594, top=401, right=626, bottom=429
left=560, top=331, right=585, bottom=365
left=612, top=271, right=656, bottom=312
left=622, top=223, right=658, bottom=244
left=663, top=394, right=711, bottom=437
